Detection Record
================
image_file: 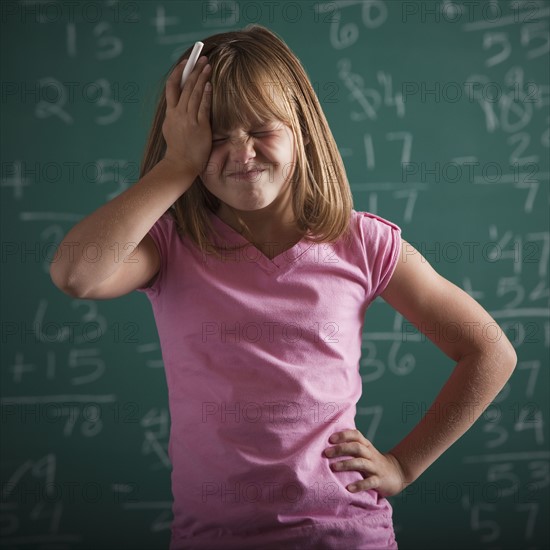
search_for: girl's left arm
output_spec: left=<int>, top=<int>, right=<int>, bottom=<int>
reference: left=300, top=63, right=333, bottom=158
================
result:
left=379, top=238, right=518, bottom=487
left=324, top=239, right=517, bottom=496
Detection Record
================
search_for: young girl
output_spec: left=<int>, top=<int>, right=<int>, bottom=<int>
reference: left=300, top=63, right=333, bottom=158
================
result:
left=50, top=24, right=517, bottom=550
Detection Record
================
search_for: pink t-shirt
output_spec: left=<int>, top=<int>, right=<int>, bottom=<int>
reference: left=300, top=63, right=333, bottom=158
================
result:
left=136, top=208, right=402, bottom=550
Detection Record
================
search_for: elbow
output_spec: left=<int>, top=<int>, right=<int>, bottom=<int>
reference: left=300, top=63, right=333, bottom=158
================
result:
left=503, top=342, right=518, bottom=372
left=484, top=336, right=518, bottom=375
left=498, top=344, right=517, bottom=388
left=496, top=327, right=518, bottom=372
left=461, top=334, right=517, bottom=374
left=49, top=263, right=87, bottom=299
left=57, top=281, right=87, bottom=299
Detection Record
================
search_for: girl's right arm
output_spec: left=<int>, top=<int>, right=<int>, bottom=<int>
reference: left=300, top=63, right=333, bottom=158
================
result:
left=50, top=56, right=212, bottom=300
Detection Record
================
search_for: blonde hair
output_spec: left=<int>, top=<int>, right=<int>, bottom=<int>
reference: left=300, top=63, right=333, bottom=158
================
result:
left=139, top=24, right=354, bottom=257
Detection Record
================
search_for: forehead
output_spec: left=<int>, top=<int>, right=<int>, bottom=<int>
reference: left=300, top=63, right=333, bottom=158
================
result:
left=211, top=78, right=293, bottom=133
left=211, top=115, right=275, bottom=132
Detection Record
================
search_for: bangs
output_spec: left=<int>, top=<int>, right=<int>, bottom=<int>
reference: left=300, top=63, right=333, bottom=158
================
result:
left=210, top=48, right=296, bottom=132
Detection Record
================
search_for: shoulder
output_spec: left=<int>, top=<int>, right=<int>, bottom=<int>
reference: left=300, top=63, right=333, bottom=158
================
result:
left=351, top=210, right=402, bottom=253
left=353, top=209, right=401, bottom=234
left=337, top=210, right=403, bottom=301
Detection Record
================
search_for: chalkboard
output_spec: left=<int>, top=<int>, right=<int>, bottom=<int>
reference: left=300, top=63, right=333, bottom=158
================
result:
left=1, top=0, right=549, bottom=548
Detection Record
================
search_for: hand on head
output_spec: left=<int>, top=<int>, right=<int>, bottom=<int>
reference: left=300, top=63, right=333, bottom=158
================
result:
left=163, top=54, right=213, bottom=177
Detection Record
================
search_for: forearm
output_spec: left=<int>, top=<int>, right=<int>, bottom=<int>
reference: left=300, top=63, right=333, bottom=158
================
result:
left=388, top=345, right=517, bottom=486
left=50, top=158, right=194, bottom=294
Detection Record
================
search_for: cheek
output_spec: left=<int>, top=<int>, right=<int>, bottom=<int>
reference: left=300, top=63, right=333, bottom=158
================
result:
left=202, top=150, right=223, bottom=181
left=209, top=147, right=223, bottom=162
left=257, top=142, right=285, bottom=165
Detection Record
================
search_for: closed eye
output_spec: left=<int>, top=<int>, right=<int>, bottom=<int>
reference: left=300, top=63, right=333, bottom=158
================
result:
left=212, top=131, right=275, bottom=143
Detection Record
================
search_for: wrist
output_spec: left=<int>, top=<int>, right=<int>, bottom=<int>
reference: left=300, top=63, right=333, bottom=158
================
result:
left=385, top=451, right=416, bottom=487
left=161, top=154, right=199, bottom=180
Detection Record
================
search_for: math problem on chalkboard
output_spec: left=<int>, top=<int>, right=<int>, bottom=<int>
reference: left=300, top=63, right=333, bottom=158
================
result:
left=1, top=1, right=548, bottom=549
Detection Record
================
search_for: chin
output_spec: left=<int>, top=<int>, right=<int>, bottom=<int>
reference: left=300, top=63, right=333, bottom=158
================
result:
left=231, top=201, right=271, bottom=212
left=224, top=195, right=277, bottom=212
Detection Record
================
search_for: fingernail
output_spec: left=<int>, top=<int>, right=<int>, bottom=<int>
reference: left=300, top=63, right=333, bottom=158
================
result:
left=329, top=434, right=338, bottom=443
left=348, top=484, right=357, bottom=492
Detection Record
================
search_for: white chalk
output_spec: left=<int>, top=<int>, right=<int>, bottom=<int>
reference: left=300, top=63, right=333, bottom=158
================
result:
left=180, top=41, right=204, bottom=89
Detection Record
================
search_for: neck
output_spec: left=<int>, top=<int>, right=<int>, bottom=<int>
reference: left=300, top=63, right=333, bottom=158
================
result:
left=218, top=188, right=300, bottom=243
left=215, top=188, right=306, bottom=259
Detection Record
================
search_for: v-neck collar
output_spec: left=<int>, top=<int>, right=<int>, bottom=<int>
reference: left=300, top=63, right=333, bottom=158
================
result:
left=206, top=209, right=314, bottom=274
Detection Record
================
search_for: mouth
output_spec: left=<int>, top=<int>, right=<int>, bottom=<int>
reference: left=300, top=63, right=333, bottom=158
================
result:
left=227, top=170, right=264, bottom=180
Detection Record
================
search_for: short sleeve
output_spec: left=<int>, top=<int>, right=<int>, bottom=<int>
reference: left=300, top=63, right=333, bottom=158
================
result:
left=357, top=211, right=402, bottom=304
left=135, top=211, right=175, bottom=299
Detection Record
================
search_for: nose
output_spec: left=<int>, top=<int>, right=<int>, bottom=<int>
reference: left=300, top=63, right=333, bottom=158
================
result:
left=227, top=135, right=256, bottom=165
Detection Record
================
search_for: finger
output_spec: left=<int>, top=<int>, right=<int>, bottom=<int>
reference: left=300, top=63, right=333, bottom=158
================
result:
left=188, top=63, right=211, bottom=118
left=330, top=429, right=370, bottom=446
left=329, top=430, right=358, bottom=443
left=166, top=59, right=187, bottom=109
left=347, top=475, right=380, bottom=493
left=330, top=458, right=370, bottom=473
left=324, top=441, right=367, bottom=458
left=197, top=78, right=212, bottom=124
left=178, top=56, right=208, bottom=110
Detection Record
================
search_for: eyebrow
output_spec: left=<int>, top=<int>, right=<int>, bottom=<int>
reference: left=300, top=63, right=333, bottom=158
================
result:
left=212, top=121, right=278, bottom=135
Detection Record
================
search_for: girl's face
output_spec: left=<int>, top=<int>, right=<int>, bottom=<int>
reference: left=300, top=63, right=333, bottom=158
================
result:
left=199, top=118, right=296, bottom=212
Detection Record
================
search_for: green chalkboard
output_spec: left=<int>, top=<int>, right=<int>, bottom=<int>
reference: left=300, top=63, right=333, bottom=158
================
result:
left=1, top=1, right=549, bottom=549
